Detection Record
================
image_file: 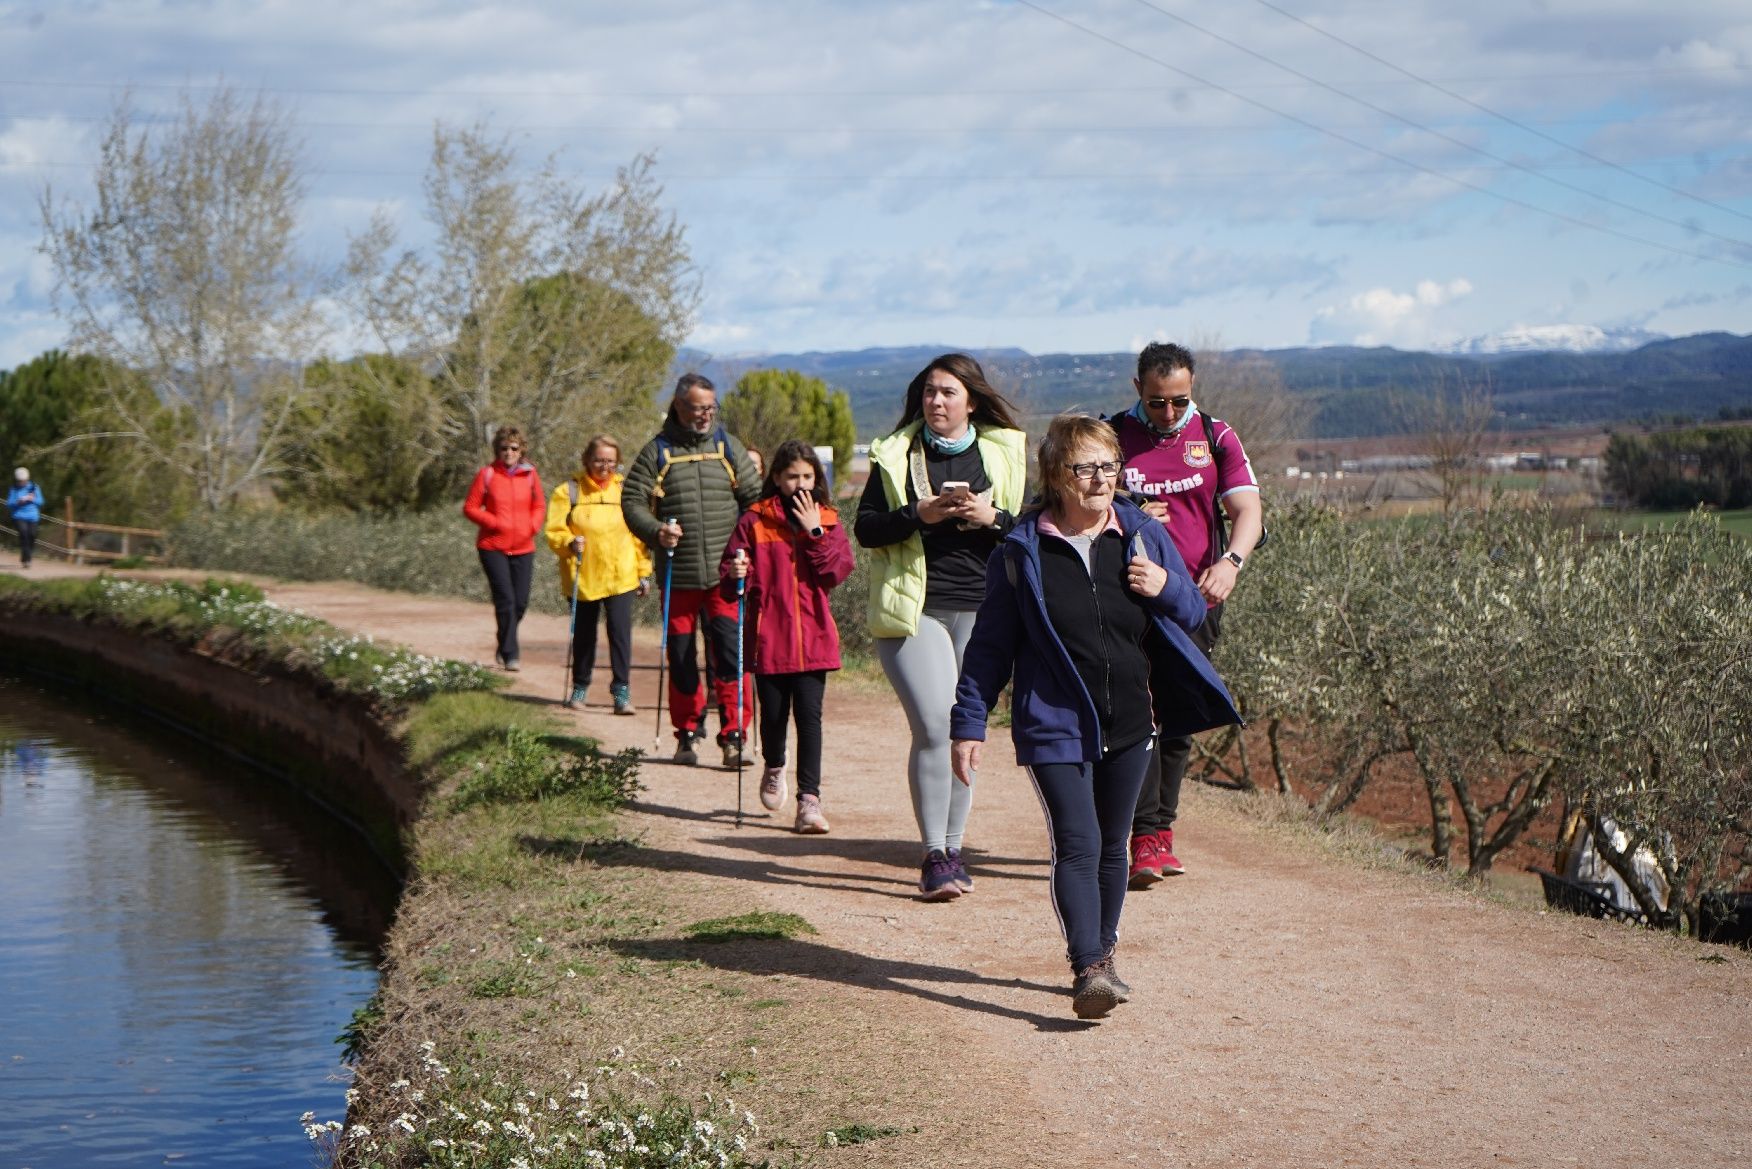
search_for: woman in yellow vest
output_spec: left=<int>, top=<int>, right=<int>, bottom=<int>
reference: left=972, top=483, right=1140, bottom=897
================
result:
left=853, top=354, right=1027, bottom=901
left=546, top=435, right=652, bottom=714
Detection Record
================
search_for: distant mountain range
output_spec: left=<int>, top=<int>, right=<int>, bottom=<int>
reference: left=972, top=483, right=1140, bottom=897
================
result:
left=681, top=332, right=1752, bottom=440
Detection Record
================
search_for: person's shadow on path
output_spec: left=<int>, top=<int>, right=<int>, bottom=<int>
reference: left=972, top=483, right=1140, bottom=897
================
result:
left=519, top=833, right=1089, bottom=1032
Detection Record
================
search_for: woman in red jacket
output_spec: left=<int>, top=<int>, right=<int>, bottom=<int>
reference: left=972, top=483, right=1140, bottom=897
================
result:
left=463, top=426, right=546, bottom=671
left=721, top=440, right=856, bottom=833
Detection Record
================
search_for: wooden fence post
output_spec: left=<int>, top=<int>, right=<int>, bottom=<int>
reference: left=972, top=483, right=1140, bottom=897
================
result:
left=65, top=496, right=76, bottom=565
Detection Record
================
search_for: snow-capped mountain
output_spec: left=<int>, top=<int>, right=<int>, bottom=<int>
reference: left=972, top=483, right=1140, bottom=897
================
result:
left=1443, top=324, right=1666, bottom=356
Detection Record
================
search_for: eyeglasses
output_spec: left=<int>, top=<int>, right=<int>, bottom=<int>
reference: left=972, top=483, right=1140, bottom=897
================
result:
left=496, top=444, right=522, bottom=452
left=678, top=401, right=718, bottom=415
left=1144, top=396, right=1191, bottom=410
left=1069, top=460, right=1122, bottom=481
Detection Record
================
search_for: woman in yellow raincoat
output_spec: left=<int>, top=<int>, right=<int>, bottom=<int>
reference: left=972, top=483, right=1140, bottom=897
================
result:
left=546, top=434, right=652, bottom=713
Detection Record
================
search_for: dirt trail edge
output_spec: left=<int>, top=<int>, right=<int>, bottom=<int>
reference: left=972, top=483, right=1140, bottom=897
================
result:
left=114, top=569, right=1752, bottom=1167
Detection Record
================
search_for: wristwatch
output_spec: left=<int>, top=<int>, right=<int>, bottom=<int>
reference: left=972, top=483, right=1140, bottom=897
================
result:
left=1223, top=550, right=1245, bottom=570
left=808, top=525, right=824, bottom=539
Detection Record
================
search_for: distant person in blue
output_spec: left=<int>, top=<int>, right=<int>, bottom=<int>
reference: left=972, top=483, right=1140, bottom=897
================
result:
left=8, top=468, right=41, bottom=569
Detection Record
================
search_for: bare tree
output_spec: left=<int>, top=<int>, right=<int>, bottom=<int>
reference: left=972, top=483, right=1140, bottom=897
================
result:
left=345, top=124, right=699, bottom=485
left=1391, top=373, right=1496, bottom=514
left=1188, top=331, right=1307, bottom=474
left=39, top=87, right=322, bottom=509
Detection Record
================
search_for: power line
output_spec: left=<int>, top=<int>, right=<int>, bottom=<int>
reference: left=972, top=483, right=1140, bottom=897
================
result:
left=1120, top=0, right=1752, bottom=251
left=1246, top=0, right=1752, bottom=227
left=1011, top=0, right=1752, bottom=271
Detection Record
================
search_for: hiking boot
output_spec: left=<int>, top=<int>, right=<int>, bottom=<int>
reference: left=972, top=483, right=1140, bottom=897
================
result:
left=503, top=656, right=520, bottom=673
left=1071, top=965, right=1122, bottom=1019
left=794, top=793, right=830, bottom=834
left=611, top=682, right=635, bottom=716
left=759, top=765, right=788, bottom=811
left=1094, top=947, right=1132, bottom=1001
left=918, top=850, right=962, bottom=902
left=720, top=732, right=749, bottom=769
left=673, top=730, right=700, bottom=766
left=563, top=684, right=588, bottom=710
left=1157, top=828, right=1185, bottom=876
left=1128, top=834, right=1164, bottom=890
left=945, top=847, right=974, bottom=892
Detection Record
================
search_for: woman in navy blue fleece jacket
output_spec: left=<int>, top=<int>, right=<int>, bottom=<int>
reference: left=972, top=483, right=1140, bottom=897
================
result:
left=950, top=414, right=1239, bottom=1019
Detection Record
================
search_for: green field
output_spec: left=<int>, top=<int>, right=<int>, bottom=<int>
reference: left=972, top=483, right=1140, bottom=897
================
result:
left=1600, top=508, right=1752, bottom=539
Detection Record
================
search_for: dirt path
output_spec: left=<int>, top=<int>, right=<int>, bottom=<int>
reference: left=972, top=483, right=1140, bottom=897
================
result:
left=30, top=564, right=1752, bottom=1166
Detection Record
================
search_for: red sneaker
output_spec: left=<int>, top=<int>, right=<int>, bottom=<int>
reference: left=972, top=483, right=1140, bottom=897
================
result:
left=1157, top=829, right=1185, bottom=876
left=1128, top=834, right=1163, bottom=890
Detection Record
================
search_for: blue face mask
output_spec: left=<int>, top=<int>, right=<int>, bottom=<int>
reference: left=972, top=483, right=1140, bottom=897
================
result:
left=921, top=422, right=976, bottom=456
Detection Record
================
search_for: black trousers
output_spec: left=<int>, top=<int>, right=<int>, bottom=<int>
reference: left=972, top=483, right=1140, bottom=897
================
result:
left=756, top=670, right=827, bottom=797
left=572, top=590, right=634, bottom=688
left=478, top=549, right=533, bottom=662
left=1132, top=603, right=1222, bottom=836
left=15, top=519, right=37, bottom=566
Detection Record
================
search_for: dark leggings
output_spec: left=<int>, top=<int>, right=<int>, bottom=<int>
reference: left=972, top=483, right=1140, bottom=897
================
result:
left=15, top=520, right=37, bottom=566
left=756, top=671, right=827, bottom=797
left=1027, top=735, right=1156, bottom=971
left=571, top=591, right=634, bottom=688
left=478, top=549, right=533, bottom=662
left=1133, top=603, right=1222, bottom=836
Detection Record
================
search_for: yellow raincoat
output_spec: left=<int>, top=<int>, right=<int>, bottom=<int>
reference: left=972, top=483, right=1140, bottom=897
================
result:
left=544, top=473, right=653, bottom=601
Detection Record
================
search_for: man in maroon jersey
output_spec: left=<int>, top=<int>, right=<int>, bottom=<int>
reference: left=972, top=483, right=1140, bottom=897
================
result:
left=1110, top=341, right=1264, bottom=885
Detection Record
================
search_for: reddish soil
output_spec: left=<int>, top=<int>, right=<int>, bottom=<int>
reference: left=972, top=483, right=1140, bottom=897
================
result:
left=25, top=561, right=1752, bottom=1167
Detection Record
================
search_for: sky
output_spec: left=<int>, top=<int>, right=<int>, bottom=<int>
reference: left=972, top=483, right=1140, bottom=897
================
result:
left=2, top=0, right=1749, bottom=370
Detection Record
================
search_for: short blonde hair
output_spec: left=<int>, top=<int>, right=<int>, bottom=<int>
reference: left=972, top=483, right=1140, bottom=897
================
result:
left=581, top=434, right=621, bottom=466
left=1035, top=414, right=1121, bottom=514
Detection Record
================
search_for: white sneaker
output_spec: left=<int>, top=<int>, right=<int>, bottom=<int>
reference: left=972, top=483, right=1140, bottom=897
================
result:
left=794, top=793, right=830, bottom=834
left=759, top=765, right=787, bottom=811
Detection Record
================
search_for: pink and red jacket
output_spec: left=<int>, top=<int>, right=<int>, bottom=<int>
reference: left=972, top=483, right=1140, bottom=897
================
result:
left=718, top=495, right=856, bottom=675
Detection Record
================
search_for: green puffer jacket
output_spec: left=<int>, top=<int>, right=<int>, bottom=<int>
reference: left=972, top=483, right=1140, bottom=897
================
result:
left=621, top=415, right=762, bottom=591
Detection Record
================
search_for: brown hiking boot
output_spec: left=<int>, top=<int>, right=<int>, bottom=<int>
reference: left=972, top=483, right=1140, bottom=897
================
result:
left=1071, top=965, right=1122, bottom=1019
left=1094, top=948, right=1132, bottom=1001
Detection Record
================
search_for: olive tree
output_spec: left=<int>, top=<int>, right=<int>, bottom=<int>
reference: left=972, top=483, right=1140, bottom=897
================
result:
left=345, top=124, right=697, bottom=488
left=39, top=87, right=322, bottom=509
left=719, top=368, right=856, bottom=480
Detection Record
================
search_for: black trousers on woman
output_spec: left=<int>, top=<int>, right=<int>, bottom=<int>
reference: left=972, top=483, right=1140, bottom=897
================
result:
left=15, top=519, right=37, bottom=567
left=572, top=591, right=635, bottom=688
left=477, top=549, right=533, bottom=663
left=755, top=670, right=827, bottom=797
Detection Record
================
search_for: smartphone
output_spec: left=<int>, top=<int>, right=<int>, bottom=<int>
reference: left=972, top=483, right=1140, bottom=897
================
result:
left=940, top=480, right=971, bottom=499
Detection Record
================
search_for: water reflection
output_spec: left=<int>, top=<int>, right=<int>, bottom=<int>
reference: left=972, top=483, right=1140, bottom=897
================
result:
left=0, top=674, right=394, bottom=1167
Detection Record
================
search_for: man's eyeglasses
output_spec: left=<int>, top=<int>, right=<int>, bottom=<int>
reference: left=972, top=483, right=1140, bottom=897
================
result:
left=679, top=401, right=718, bottom=415
left=1144, top=396, right=1191, bottom=410
left=1069, top=460, right=1122, bottom=481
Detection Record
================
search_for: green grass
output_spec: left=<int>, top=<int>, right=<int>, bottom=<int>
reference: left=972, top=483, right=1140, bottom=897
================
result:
left=681, top=911, right=818, bottom=943
left=1602, top=507, right=1752, bottom=539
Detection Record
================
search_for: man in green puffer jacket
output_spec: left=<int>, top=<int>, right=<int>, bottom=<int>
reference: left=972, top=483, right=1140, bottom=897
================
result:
left=623, top=373, right=763, bottom=766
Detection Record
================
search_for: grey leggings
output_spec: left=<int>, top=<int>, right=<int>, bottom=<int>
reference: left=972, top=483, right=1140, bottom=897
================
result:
left=877, top=608, right=978, bottom=855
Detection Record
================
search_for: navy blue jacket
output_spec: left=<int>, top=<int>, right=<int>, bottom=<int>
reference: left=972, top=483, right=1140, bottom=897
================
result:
left=950, top=497, right=1241, bottom=765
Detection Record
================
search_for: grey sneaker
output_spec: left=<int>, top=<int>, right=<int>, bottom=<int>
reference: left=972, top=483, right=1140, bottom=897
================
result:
left=918, top=850, right=962, bottom=902
left=794, top=793, right=830, bottom=834
left=759, top=765, right=787, bottom=811
left=945, top=847, right=974, bottom=892
left=1094, top=948, right=1132, bottom=1001
left=611, top=682, right=635, bottom=716
left=673, top=730, right=699, bottom=766
left=720, top=733, right=749, bottom=769
left=1071, top=965, right=1122, bottom=1019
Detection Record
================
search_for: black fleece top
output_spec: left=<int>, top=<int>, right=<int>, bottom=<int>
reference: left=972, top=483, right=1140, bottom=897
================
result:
left=1036, top=528, right=1155, bottom=755
left=854, top=442, right=1016, bottom=612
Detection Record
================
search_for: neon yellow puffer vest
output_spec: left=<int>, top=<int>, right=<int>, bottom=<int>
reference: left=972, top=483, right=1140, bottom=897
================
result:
left=865, top=421, right=1027, bottom=638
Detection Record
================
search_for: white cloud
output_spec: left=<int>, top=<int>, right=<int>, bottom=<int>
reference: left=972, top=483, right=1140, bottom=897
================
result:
left=1309, top=278, right=1475, bottom=347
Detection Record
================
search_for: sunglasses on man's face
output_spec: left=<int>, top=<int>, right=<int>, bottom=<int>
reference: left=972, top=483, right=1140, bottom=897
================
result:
left=1144, top=396, right=1191, bottom=410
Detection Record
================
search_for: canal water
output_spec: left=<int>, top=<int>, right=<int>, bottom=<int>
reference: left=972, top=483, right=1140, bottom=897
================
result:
left=0, top=673, right=396, bottom=1167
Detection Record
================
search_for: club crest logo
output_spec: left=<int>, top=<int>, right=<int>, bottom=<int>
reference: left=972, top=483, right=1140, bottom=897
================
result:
left=1182, top=440, right=1212, bottom=468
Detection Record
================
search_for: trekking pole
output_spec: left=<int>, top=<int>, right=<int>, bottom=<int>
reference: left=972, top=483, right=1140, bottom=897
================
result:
left=733, top=548, right=747, bottom=828
left=563, top=548, right=583, bottom=705
left=652, top=521, right=677, bottom=751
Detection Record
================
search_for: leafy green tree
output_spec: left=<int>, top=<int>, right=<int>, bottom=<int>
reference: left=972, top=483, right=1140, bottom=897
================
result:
left=275, top=354, right=453, bottom=512
left=345, top=123, right=696, bottom=485
left=0, top=349, right=187, bottom=525
left=39, top=86, right=323, bottom=509
left=719, top=368, right=856, bottom=483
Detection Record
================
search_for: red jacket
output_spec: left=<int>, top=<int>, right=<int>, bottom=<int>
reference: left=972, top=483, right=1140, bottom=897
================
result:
left=463, top=461, right=546, bottom=554
left=719, top=495, right=855, bottom=675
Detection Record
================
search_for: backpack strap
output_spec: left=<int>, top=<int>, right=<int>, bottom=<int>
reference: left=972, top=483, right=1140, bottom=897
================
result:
left=651, top=427, right=739, bottom=500
left=568, top=479, right=580, bottom=507
left=1199, top=410, right=1229, bottom=554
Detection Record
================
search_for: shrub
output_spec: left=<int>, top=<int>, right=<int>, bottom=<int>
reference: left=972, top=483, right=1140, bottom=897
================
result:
left=449, top=726, right=643, bottom=812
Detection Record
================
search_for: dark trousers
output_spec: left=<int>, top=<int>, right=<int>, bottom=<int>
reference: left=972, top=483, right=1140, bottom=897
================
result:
left=1133, top=603, right=1222, bottom=836
left=478, top=549, right=533, bottom=662
left=756, top=670, right=827, bottom=797
left=572, top=590, right=635, bottom=689
left=1027, top=735, right=1157, bottom=971
left=15, top=519, right=37, bottom=566
left=663, top=585, right=752, bottom=742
